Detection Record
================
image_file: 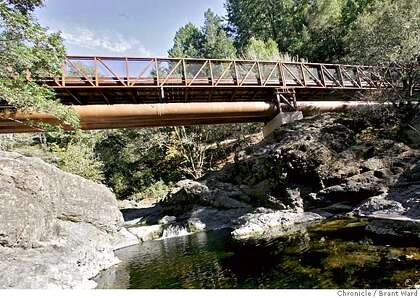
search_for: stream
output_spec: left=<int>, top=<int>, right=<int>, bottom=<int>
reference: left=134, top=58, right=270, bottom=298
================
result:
left=95, top=218, right=420, bottom=289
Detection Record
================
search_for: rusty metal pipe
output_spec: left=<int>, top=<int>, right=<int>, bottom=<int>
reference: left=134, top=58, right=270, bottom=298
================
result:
left=0, top=102, right=276, bottom=133
left=0, top=100, right=386, bottom=133
left=292, top=101, right=386, bottom=115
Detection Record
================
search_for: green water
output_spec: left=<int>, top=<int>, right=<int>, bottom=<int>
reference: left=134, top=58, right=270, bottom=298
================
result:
left=95, top=219, right=420, bottom=289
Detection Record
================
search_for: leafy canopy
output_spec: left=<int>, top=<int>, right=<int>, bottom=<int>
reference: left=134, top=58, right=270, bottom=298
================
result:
left=0, top=0, right=79, bottom=129
left=225, top=0, right=378, bottom=62
left=168, top=9, right=236, bottom=59
left=345, top=0, right=419, bottom=97
left=242, top=37, right=297, bottom=61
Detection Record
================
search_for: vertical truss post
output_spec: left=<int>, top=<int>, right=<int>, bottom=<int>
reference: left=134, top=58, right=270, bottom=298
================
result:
left=160, top=87, right=165, bottom=101
left=300, top=63, right=307, bottom=86
left=319, top=65, right=326, bottom=87
left=182, top=58, right=187, bottom=86
left=275, top=88, right=298, bottom=112
left=274, top=90, right=282, bottom=113
left=62, top=61, right=66, bottom=87
left=234, top=60, right=239, bottom=85
left=337, top=65, right=344, bottom=87
left=257, top=61, right=262, bottom=85
left=155, top=58, right=159, bottom=86
left=209, top=60, right=214, bottom=86
left=125, top=57, right=129, bottom=86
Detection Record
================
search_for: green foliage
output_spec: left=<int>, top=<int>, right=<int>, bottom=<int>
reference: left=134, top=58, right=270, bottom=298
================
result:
left=0, top=131, right=105, bottom=182
left=6, top=0, right=43, bottom=13
left=169, top=9, right=236, bottom=59
left=226, top=0, right=378, bottom=62
left=128, top=180, right=171, bottom=203
left=201, top=9, right=236, bottom=59
left=94, top=128, right=181, bottom=199
left=345, top=0, right=419, bottom=97
left=41, top=131, right=104, bottom=182
left=241, top=37, right=298, bottom=61
left=0, top=0, right=79, bottom=129
left=345, top=0, right=419, bottom=66
left=92, top=123, right=261, bottom=199
left=226, top=0, right=298, bottom=55
left=242, top=37, right=280, bottom=60
left=50, top=141, right=104, bottom=182
left=168, top=23, right=202, bottom=58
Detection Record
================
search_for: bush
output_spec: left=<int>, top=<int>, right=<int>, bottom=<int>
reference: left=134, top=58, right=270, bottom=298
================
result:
left=50, top=142, right=104, bottom=182
left=128, top=180, right=172, bottom=202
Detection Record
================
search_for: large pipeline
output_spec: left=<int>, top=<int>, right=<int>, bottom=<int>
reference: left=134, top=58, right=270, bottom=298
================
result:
left=0, top=100, right=384, bottom=133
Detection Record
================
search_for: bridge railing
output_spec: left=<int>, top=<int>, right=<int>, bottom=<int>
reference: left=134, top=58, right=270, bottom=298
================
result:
left=45, top=56, right=386, bottom=90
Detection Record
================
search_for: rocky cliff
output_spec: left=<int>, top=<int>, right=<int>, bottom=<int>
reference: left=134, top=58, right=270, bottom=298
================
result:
left=0, top=151, right=124, bottom=288
left=153, top=112, right=419, bottom=239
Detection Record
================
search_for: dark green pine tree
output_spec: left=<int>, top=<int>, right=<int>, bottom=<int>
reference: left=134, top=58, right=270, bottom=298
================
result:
left=168, top=9, right=236, bottom=59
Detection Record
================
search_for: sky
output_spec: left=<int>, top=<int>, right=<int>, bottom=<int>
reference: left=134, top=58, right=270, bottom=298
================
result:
left=35, top=0, right=227, bottom=57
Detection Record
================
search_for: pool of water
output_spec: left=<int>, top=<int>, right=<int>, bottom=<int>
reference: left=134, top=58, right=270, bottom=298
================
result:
left=95, top=218, right=420, bottom=289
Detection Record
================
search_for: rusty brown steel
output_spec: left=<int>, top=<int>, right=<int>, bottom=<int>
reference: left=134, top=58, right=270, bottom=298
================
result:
left=48, top=56, right=382, bottom=90
left=0, top=101, right=389, bottom=133
left=0, top=55, right=393, bottom=134
left=188, top=60, right=208, bottom=86
left=0, top=102, right=277, bottom=133
left=215, top=61, right=233, bottom=86
left=282, top=64, right=304, bottom=86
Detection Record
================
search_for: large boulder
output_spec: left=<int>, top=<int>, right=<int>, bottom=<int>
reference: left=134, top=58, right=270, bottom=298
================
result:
left=161, top=179, right=251, bottom=213
left=0, top=151, right=124, bottom=288
left=231, top=208, right=324, bottom=239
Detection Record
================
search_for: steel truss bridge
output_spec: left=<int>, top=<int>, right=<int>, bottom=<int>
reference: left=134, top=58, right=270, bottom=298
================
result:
left=0, top=56, right=387, bottom=133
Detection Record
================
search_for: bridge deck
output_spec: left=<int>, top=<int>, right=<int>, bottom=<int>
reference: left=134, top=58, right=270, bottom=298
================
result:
left=43, top=56, right=382, bottom=105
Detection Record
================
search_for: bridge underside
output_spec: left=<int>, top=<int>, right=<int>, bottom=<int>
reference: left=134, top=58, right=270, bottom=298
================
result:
left=0, top=56, right=384, bottom=133
left=52, top=87, right=362, bottom=105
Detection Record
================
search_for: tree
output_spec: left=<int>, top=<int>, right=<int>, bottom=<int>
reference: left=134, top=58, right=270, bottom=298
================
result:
left=226, top=0, right=297, bottom=55
left=201, top=9, right=236, bottom=59
left=168, top=23, right=203, bottom=58
left=242, top=37, right=282, bottom=60
left=225, top=0, right=378, bottom=62
left=0, top=0, right=79, bottom=129
left=168, top=9, right=236, bottom=59
left=345, top=0, right=419, bottom=97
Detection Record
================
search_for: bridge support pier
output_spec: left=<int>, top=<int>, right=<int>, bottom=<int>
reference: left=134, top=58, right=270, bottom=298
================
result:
left=263, top=111, right=303, bottom=137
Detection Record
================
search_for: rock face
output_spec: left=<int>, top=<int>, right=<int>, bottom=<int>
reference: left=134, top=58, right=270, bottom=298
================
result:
left=161, top=179, right=251, bottom=213
left=156, top=112, right=420, bottom=239
left=231, top=208, right=324, bottom=239
left=0, top=151, right=124, bottom=288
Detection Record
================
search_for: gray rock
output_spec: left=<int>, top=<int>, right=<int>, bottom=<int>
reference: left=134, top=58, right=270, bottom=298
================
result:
left=231, top=209, right=324, bottom=240
left=362, top=158, right=387, bottom=171
left=318, top=171, right=387, bottom=203
left=389, top=184, right=420, bottom=219
left=353, top=183, right=420, bottom=238
left=354, top=184, right=420, bottom=220
left=0, top=221, right=120, bottom=289
left=112, top=227, right=139, bottom=250
left=161, top=179, right=250, bottom=213
left=127, top=225, right=163, bottom=242
left=184, top=205, right=251, bottom=230
left=0, top=151, right=123, bottom=288
left=353, top=193, right=406, bottom=217
left=318, top=159, right=361, bottom=187
left=366, top=218, right=420, bottom=239
left=158, top=215, right=176, bottom=225
left=187, top=218, right=206, bottom=232
left=117, top=199, right=141, bottom=210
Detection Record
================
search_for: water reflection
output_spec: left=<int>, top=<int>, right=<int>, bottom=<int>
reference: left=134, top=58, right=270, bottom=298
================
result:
left=95, top=219, right=420, bottom=289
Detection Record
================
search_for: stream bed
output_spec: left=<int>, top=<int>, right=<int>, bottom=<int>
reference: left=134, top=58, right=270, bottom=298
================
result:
left=95, top=218, right=420, bottom=289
